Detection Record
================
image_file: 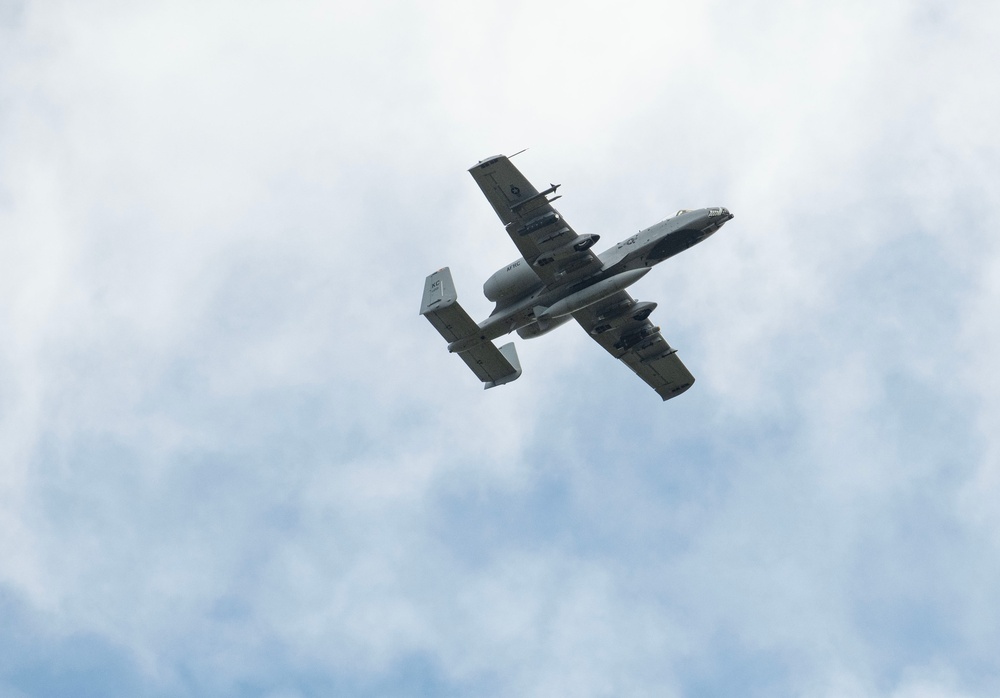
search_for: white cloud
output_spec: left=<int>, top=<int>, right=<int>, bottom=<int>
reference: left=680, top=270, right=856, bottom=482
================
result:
left=2, top=0, right=1000, bottom=696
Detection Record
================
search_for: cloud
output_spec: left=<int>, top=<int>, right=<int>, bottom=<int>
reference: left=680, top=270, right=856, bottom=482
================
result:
left=2, top=0, right=1000, bottom=696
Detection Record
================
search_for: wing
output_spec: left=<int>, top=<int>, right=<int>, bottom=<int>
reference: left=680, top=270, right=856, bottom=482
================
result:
left=572, top=291, right=695, bottom=401
left=469, top=155, right=601, bottom=288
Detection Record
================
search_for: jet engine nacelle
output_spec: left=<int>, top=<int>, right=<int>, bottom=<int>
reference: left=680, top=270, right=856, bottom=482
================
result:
left=483, top=258, right=543, bottom=304
left=516, top=314, right=572, bottom=339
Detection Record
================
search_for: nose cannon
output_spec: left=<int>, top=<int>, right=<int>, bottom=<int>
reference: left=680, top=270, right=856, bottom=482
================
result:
left=703, top=207, right=734, bottom=235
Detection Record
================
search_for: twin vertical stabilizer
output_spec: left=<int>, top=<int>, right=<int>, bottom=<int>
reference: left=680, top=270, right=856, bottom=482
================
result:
left=420, top=268, right=521, bottom=389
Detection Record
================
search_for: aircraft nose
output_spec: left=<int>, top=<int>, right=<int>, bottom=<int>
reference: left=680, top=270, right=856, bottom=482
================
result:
left=703, top=207, right=733, bottom=233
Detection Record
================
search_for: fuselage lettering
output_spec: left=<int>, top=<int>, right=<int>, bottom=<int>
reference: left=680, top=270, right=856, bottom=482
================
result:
left=618, top=234, right=639, bottom=249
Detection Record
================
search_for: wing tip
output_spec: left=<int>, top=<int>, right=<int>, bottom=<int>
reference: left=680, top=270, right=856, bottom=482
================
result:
left=658, top=378, right=695, bottom=401
left=468, top=149, right=528, bottom=171
left=469, top=154, right=506, bottom=171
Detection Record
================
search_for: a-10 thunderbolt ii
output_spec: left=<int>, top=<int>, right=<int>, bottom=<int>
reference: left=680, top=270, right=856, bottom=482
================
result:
left=420, top=154, right=733, bottom=401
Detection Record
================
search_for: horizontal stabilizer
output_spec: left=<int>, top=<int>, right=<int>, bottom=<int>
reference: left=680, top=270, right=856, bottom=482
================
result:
left=421, top=268, right=522, bottom=389
left=460, top=341, right=521, bottom=389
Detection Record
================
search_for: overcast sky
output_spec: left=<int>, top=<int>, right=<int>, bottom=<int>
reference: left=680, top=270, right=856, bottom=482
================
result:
left=2, top=1, right=999, bottom=696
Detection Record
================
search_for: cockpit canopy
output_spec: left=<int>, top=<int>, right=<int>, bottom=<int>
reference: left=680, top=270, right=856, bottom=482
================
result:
left=675, top=209, right=693, bottom=216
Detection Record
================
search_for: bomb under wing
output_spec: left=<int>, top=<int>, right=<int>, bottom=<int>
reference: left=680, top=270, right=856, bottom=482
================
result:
left=419, top=153, right=733, bottom=401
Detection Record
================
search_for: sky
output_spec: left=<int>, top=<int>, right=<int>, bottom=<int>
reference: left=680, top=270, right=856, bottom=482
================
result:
left=2, top=0, right=999, bottom=696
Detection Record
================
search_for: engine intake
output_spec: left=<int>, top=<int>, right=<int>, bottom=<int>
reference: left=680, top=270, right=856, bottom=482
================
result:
left=483, top=258, right=544, bottom=304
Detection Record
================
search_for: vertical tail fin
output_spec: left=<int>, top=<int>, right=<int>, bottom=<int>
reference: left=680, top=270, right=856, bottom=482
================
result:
left=420, top=268, right=521, bottom=389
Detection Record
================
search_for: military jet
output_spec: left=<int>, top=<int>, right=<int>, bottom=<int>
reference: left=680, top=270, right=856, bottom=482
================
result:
left=420, top=154, right=733, bottom=401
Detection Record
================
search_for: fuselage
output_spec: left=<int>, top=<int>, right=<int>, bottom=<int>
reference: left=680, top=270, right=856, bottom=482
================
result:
left=447, top=207, right=733, bottom=353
